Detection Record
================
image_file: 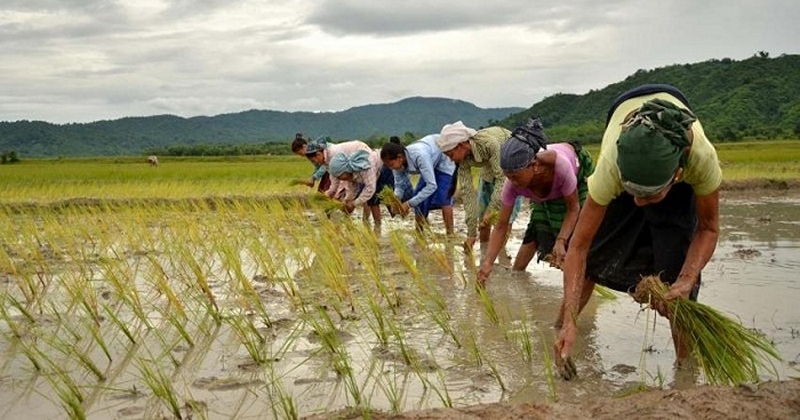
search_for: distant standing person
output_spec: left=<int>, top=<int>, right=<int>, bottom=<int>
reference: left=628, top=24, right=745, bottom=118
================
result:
left=380, top=135, right=456, bottom=234
left=291, top=133, right=331, bottom=193
left=477, top=119, right=594, bottom=285
left=555, top=84, right=722, bottom=369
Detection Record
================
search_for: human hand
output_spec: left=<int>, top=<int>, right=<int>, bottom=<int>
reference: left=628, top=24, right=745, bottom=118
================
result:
left=477, top=263, right=492, bottom=287
left=554, top=321, right=577, bottom=379
left=344, top=202, right=356, bottom=214
left=658, top=274, right=697, bottom=316
left=464, top=236, right=477, bottom=250
left=553, top=240, right=567, bottom=268
left=398, top=202, right=411, bottom=217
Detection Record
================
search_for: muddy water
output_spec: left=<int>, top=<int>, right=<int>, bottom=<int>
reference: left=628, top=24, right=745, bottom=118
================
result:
left=470, top=191, right=800, bottom=403
left=1, top=192, right=798, bottom=419
left=289, top=192, right=800, bottom=415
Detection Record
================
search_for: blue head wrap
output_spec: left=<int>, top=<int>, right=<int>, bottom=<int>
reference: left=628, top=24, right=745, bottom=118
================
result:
left=305, top=136, right=329, bottom=155
left=329, top=149, right=372, bottom=177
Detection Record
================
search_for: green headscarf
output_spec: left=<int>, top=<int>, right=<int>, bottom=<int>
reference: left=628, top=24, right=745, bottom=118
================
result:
left=616, top=99, right=696, bottom=196
left=329, top=149, right=372, bottom=177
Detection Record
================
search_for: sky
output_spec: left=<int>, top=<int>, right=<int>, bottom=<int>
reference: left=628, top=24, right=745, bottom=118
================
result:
left=1, top=0, right=798, bottom=124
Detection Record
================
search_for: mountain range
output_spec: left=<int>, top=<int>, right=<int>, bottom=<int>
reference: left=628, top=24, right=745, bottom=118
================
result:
left=1, top=53, right=798, bottom=158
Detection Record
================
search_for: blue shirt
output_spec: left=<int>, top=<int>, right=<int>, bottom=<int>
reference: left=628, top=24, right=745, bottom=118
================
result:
left=392, top=134, right=456, bottom=207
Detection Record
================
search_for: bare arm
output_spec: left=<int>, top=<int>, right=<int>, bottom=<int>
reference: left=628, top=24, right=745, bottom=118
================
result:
left=553, top=189, right=581, bottom=266
left=666, top=189, right=720, bottom=299
left=556, top=195, right=607, bottom=358
left=477, top=203, right=515, bottom=285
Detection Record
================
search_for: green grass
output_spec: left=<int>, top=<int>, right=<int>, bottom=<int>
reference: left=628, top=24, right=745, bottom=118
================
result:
left=1, top=140, right=799, bottom=205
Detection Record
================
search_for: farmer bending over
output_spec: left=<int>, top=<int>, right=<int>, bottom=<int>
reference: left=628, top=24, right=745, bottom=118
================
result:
left=555, top=84, right=722, bottom=372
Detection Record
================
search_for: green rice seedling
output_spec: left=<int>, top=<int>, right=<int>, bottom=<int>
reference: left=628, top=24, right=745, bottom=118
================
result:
left=374, top=362, right=408, bottom=414
left=507, top=318, right=534, bottom=363
left=463, top=329, right=483, bottom=368
left=475, top=285, right=499, bottom=325
left=538, top=327, right=559, bottom=402
left=376, top=185, right=403, bottom=216
left=485, top=357, right=507, bottom=393
left=362, top=294, right=391, bottom=347
left=632, top=275, right=782, bottom=385
left=304, top=307, right=363, bottom=407
left=388, top=231, right=420, bottom=280
left=227, top=313, right=270, bottom=365
left=100, top=252, right=152, bottom=329
left=308, top=192, right=346, bottom=213
left=218, top=241, right=272, bottom=327
left=40, top=362, right=87, bottom=420
left=266, top=376, right=298, bottom=420
left=594, top=284, right=617, bottom=300
left=136, top=358, right=184, bottom=419
left=101, top=302, right=137, bottom=344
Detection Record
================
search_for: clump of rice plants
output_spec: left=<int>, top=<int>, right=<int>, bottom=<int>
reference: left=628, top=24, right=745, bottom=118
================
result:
left=376, top=186, right=403, bottom=216
left=631, top=275, right=781, bottom=385
left=308, top=192, right=346, bottom=213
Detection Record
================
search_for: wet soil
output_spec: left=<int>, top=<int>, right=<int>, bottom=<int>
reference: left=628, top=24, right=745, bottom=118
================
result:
left=306, top=379, right=800, bottom=419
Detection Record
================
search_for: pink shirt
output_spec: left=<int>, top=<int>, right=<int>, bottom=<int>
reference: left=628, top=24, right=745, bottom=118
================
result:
left=501, top=143, right=579, bottom=205
left=323, top=140, right=373, bottom=197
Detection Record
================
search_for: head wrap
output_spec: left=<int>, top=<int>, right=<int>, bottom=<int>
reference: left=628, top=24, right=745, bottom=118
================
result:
left=616, top=99, right=696, bottom=196
left=304, top=136, right=329, bottom=155
left=436, top=121, right=477, bottom=152
left=500, top=118, right=548, bottom=172
left=329, top=149, right=372, bottom=177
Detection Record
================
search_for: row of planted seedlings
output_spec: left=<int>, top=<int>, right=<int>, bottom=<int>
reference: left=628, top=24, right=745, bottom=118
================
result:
left=0, top=197, right=559, bottom=419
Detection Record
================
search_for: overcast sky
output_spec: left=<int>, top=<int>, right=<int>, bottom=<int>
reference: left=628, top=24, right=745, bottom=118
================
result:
left=1, top=0, right=798, bottom=124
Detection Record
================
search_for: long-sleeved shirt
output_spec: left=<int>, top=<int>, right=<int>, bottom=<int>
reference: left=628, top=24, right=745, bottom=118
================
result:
left=339, top=149, right=384, bottom=206
left=392, top=134, right=456, bottom=207
left=455, top=126, right=511, bottom=237
left=323, top=140, right=373, bottom=197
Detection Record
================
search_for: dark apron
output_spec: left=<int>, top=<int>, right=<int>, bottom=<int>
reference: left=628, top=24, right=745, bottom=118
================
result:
left=585, top=182, right=700, bottom=299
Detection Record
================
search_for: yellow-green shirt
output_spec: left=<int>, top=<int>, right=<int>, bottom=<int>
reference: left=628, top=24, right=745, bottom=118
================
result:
left=457, top=126, right=511, bottom=237
left=588, top=92, right=722, bottom=206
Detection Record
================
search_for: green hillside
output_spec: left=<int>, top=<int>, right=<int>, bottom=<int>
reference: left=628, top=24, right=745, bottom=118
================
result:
left=501, top=53, right=800, bottom=143
left=1, top=53, right=798, bottom=158
left=0, top=98, right=521, bottom=158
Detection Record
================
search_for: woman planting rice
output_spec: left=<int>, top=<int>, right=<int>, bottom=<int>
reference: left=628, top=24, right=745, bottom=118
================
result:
left=327, top=148, right=395, bottom=228
left=555, top=84, right=723, bottom=376
left=477, top=119, right=594, bottom=286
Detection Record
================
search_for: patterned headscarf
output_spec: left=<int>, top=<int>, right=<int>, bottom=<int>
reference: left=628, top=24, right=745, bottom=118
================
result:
left=329, top=149, right=372, bottom=177
left=304, top=136, right=329, bottom=155
left=436, top=121, right=477, bottom=152
left=616, top=99, right=696, bottom=196
left=500, top=118, right=548, bottom=172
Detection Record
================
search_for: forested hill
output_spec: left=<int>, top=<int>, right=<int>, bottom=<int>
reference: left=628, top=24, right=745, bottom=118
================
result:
left=0, top=98, right=522, bottom=158
left=2, top=54, right=798, bottom=158
left=501, top=53, right=800, bottom=143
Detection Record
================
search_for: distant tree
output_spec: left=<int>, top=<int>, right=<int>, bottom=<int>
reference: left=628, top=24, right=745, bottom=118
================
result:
left=1, top=150, right=20, bottom=164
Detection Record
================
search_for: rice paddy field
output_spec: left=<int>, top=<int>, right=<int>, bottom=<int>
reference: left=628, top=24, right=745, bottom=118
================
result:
left=1, top=140, right=799, bottom=419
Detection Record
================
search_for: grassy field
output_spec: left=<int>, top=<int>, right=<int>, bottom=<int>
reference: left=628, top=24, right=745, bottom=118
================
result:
left=0, top=140, right=791, bottom=419
left=1, top=140, right=799, bottom=205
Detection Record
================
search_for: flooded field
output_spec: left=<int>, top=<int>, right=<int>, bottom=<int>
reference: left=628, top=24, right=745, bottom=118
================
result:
left=0, top=191, right=798, bottom=419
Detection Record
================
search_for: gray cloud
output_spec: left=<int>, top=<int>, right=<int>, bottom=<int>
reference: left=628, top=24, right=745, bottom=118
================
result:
left=0, top=0, right=798, bottom=123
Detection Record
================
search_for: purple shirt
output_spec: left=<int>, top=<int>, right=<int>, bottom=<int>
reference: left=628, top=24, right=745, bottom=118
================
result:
left=501, top=143, right=579, bottom=205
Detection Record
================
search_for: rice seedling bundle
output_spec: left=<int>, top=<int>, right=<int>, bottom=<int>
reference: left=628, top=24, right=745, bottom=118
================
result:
left=631, top=275, right=781, bottom=385
left=308, top=192, right=346, bottom=212
left=376, top=186, right=403, bottom=215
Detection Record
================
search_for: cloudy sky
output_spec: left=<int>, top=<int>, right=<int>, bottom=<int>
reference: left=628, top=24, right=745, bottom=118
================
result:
left=1, top=0, right=798, bottom=124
